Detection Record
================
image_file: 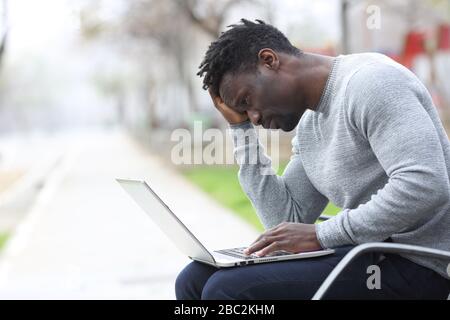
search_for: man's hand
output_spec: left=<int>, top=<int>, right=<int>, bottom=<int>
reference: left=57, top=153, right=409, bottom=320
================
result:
left=208, top=88, right=249, bottom=125
left=243, top=222, right=323, bottom=257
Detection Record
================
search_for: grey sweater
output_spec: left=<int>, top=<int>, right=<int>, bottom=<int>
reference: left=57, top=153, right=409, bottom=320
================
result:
left=230, top=52, right=450, bottom=279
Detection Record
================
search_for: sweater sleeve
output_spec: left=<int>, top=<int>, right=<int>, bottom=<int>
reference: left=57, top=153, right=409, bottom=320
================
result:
left=229, top=121, right=329, bottom=229
left=316, top=64, right=450, bottom=248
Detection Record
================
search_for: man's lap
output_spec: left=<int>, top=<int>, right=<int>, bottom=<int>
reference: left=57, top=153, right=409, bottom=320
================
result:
left=175, top=245, right=450, bottom=300
left=200, top=246, right=363, bottom=299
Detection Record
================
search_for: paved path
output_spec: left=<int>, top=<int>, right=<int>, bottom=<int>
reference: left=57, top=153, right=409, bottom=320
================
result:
left=0, top=130, right=258, bottom=299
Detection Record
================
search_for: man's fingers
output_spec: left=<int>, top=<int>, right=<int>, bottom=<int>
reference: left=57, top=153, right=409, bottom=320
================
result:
left=249, top=226, right=282, bottom=246
left=208, top=88, right=233, bottom=112
left=208, top=91, right=229, bottom=113
left=244, top=238, right=269, bottom=255
left=255, top=241, right=285, bottom=257
left=244, top=226, right=282, bottom=254
left=249, top=234, right=264, bottom=247
left=208, top=88, right=217, bottom=100
left=208, top=87, right=249, bottom=124
left=245, top=236, right=281, bottom=255
left=247, top=232, right=269, bottom=250
left=208, top=88, right=224, bottom=107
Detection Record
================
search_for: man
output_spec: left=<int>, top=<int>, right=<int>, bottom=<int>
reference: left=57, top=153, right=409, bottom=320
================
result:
left=176, top=19, right=450, bottom=299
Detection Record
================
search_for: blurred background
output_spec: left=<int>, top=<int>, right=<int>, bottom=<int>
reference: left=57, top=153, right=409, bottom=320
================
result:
left=0, top=0, right=449, bottom=299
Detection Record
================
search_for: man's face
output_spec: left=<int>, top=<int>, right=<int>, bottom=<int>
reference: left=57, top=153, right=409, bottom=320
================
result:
left=219, top=65, right=307, bottom=132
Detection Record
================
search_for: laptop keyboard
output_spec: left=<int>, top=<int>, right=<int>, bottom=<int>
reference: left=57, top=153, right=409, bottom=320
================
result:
left=215, top=247, right=293, bottom=260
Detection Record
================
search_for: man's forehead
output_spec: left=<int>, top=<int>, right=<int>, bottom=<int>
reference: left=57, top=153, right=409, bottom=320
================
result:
left=219, top=73, right=237, bottom=96
left=219, top=72, right=250, bottom=105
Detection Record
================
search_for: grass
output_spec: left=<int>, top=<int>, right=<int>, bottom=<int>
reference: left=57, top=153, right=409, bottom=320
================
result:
left=182, top=164, right=341, bottom=231
left=0, top=233, right=9, bottom=251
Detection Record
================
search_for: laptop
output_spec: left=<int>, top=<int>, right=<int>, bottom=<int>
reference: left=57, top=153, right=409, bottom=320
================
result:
left=117, top=178, right=335, bottom=268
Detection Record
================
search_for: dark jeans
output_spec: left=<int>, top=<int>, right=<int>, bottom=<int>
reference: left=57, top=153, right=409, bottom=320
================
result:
left=175, top=246, right=450, bottom=300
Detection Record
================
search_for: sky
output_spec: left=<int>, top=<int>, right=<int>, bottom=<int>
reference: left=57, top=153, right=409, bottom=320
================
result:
left=7, top=0, right=78, bottom=59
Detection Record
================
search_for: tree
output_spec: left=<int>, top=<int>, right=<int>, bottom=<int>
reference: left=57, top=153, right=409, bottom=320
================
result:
left=175, top=0, right=255, bottom=38
left=119, top=0, right=255, bottom=127
left=78, top=0, right=263, bottom=129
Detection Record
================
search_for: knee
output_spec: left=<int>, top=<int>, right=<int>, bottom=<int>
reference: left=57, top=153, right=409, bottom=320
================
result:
left=175, top=263, right=196, bottom=300
left=175, top=262, right=214, bottom=300
left=201, top=271, right=241, bottom=300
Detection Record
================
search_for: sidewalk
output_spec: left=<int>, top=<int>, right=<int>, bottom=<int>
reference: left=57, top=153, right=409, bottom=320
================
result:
left=0, top=130, right=258, bottom=299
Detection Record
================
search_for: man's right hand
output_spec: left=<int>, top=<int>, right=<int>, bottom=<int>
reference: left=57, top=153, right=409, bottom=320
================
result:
left=209, top=89, right=249, bottom=125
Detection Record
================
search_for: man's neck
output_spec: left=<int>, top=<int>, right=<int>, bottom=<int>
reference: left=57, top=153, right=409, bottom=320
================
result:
left=293, top=53, right=335, bottom=111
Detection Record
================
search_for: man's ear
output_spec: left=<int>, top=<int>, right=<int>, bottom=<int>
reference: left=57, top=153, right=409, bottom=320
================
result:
left=257, top=48, right=280, bottom=70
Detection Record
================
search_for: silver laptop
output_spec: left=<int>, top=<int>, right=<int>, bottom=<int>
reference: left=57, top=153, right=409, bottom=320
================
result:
left=117, top=178, right=334, bottom=268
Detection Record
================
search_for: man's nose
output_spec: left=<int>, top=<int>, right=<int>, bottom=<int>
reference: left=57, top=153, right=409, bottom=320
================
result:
left=247, top=110, right=262, bottom=126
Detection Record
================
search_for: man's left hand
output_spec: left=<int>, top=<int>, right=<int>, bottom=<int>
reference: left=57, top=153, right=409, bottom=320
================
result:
left=244, top=222, right=323, bottom=257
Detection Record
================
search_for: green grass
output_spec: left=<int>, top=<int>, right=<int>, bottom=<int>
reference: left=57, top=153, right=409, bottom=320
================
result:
left=182, top=164, right=341, bottom=231
left=0, top=233, right=9, bottom=251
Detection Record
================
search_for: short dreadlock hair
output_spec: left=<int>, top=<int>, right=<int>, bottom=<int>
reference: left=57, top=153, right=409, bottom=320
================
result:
left=197, top=19, right=302, bottom=96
